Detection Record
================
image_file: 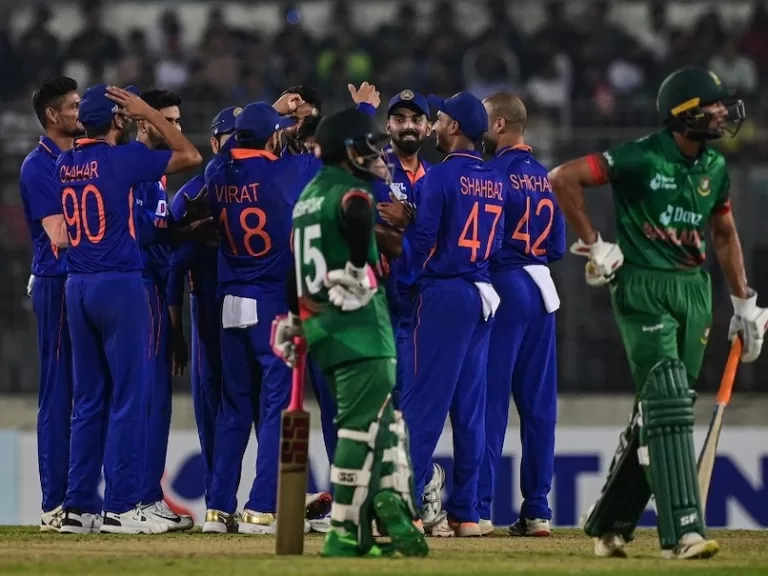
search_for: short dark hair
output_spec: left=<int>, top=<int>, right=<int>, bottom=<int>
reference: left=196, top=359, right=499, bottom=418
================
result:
left=32, top=76, right=79, bottom=128
left=84, top=123, right=112, bottom=139
left=282, top=85, right=323, bottom=113
left=140, top=88, right=182, bottom=111
left=234, top=133, right=268, bottom=150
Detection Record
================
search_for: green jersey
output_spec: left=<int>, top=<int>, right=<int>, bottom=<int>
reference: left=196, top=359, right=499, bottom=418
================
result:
left=601, top=130, right=730, bottom=270
left=291, top=165, right=395, bottom=371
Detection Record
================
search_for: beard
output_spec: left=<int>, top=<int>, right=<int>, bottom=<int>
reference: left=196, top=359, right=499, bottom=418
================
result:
left=434, top=134, right=447, bottom=154
left=391, top=131, right=424, bottom=156
left=482, top=134, right=498, bottom=155
left=66, top=124, right=86, bottom=138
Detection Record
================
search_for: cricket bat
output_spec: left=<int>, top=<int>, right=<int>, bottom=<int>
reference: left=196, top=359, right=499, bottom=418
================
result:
left=275, top=336, right=310, bottom=555
left=697, top=337, right=742, bottom=511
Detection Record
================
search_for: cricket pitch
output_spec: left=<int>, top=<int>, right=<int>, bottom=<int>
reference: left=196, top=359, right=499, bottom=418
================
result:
left=1, top=527, right=767, bottom=575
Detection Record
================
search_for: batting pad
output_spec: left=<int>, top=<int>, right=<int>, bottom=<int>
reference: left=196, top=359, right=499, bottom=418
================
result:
left=583, top=409, right=651, bottom=542
left=639, top=359, right=705, bottom=549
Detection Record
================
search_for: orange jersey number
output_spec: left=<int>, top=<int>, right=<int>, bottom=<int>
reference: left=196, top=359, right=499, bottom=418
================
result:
left=62, top=184, right=107, bottom=247
left=458, top=202, right=503, bottom=262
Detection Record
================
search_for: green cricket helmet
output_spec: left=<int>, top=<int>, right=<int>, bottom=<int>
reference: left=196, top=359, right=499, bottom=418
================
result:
left=656, top=67, right=745, bottom=141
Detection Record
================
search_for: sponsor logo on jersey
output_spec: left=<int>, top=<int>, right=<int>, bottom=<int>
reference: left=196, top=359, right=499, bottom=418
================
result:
left=293, top=196, right=325, bottom=218
left=659, top=205, right=702, bottom=227
left=701, top=326, right=711, bottom=345
left=697, top=176, right=711, bottom=197
left=650, top=173, right=677, bottom=191
left=155, top=199, right=168, bottom=217
left=390, top=182, right=407, bottom=200
left=602, top=151, right=614, bottom=167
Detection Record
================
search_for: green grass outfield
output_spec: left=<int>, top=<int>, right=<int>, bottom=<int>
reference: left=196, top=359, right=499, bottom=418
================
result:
left=1, top=527, right=767, bottom=575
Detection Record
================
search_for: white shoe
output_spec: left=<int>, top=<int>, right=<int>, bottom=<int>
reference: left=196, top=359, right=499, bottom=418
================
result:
left=60, top=508, right=94, bottom=534
left=431, top=515, right=482, bottom=538
left=202, top=509, right=237, bottom=534
left=661, top=533, right=719, bottom=560
left=100, top=507, right=168, bottom=534
left=509, top=517, right=551, bottom=537
left=237, top=510, right=310, bottom=535
left=40, top=505, right=64, bottom=533
left=308, top=513, right=331, bottom=533
left=141, top=501, right=193, bottom=531
left=83, top=513, right=102, bottom=533
left=594, top=532, right=628, bottom=558
left=421, top=463, right=445, bottom=528
left=479, top=519, right=494, bottom=536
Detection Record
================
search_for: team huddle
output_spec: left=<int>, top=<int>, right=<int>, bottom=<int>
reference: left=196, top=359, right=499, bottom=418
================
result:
left=20, top=66, right=768, bottom=559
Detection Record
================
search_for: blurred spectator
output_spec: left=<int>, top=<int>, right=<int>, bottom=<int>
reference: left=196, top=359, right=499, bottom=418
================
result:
left=17, top=5, right=61, bottom=92
left=739, top=1, right=768, bottom=82
left=710, top=37, right=759, bottom=95
left=463, top=33, right=520, bottom=100
left=691, top=9, right=726, bottom=65
left=526, top=53, right=572, bottom=114
left=316, top=33, right=372, bottom=87
left=63, top=0, right=122, bottom=84
left=0, top=13, right=19, bottom=100
left=482, top=0, right=525, bottom=71
left=200, top=33, right=240, bottom=99
left=634, top=2, right=675, bottom=62
left=117, top=29, right=154, bottom=88
left=274, top=3, right=316, bottom=53
left=154, top=10, right=189, bottom=90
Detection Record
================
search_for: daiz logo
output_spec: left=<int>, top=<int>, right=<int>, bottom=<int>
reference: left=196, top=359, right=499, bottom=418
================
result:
left=659, top=204, right=703, bottom=227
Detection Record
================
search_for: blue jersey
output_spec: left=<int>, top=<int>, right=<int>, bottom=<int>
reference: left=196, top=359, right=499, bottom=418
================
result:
left=407, top=150, right=506, bottom=284
left=207, top=148, right=320, bottom=299
left=20, top=137, right=69, bottom=276
left=134, top=175, right=172, bottom=287
left=57, top=139, right=171, bottom=274
left=488, top=146, right=565, bottom=272
left=167, top=173, right=218, bottom=306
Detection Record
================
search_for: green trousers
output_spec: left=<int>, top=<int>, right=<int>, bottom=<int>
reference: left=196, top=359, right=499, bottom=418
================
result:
left=610, top=265, right=712, bottom=389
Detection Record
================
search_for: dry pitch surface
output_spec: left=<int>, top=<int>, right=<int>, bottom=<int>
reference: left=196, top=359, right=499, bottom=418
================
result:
left=1, top=527, right=767, bottom=575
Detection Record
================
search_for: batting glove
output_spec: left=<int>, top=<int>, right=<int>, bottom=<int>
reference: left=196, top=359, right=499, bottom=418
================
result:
left=570, top=233, right=624, bottom=287
left=324, top=262, right=378, bottom=312
left=270, top=312, right=303, bottom=368
left=729, top=289, right=768, bottom=363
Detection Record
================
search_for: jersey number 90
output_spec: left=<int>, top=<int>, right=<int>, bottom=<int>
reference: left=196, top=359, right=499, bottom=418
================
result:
left=62, top=185, right=134, bottom=246
left=293, top=224, right=327, bottom=297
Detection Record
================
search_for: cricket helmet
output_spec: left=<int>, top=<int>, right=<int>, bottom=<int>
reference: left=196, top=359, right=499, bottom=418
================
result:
left=656, top=67, right=745, bottom=140
left=314, top=107, right=389, bottom=181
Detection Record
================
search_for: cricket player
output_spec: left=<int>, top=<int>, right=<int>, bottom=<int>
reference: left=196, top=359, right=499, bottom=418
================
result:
left=168, top=106, right=239, bottom=511
left=58, top=84, right=201, bottom=534
left=203, top=96, right=325, bottom=535
left=20, top=76, right=81, bottom=532
left=271, top=106, right=428, bottom=558
left=549, top=67, right=768, bottom=559
left=399, top=91, right=506, bottom=538
left=478, top=93, right=565, bottom=537
left=132, top=88, right=195, bottom=530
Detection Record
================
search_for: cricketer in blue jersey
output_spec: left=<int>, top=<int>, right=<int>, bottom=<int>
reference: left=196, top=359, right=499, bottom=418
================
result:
left=380, top=90, right=431, bottom=399
left=58, top=84, right=201, bottom=535
left=203, top=99, right=325, bottom=535
left=399, top=92, right=506, bottom=537
left=130, top=89, right=196, bottom=530
left=478, top=93, right=565, bottom=538
left=167, top=106, right=243, bottom=512
left=20, top=77, right=81, bottom=533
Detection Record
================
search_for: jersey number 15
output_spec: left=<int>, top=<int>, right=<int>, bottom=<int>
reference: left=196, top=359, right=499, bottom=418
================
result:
left=293, top=224, right=328, bottom=297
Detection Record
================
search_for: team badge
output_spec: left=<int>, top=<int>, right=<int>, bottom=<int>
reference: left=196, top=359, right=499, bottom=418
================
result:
left=399, top=90, right=415, bottom=100
left=233, top=107, right=243, bottom=117
left=700, top=326, right=711, bottom=345
left=709, top=71, right=722, bottom=87
left=697, top=176, right=711, bottom=197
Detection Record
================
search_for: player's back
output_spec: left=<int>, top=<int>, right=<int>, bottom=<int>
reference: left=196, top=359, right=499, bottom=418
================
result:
left=416, top=152, right=506, bottom=283
left=208, top=149, right=318, bottom=299
left=489, top=146, right=565, bottom=272
left=57, top=140, right=146, bottom=274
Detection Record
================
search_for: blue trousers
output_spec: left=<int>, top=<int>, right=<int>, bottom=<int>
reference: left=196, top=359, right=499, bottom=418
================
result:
left=478, top=269, right=557, bottom=521
left=308, top=358, right=337, bottom=462
left=142, top=281, right=172, bottom=505
left=401, top=279, right=490, bottom=523
left=32, top=276, right=72, bottom=513
left=209, top=298, right=291, bottom=513
left=190, top=291, right=223, bottom=508
left=64, top=272, right=150, bottom=514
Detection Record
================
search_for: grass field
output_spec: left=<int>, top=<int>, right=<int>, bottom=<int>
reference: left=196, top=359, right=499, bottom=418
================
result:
left=1, top=527, right=767, bottom=575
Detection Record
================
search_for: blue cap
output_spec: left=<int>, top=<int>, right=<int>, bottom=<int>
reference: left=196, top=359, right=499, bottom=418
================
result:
left=78, top=84, right=141, bottom=131
left=427, top=91, right=488, bottom=141
left=387, top=89, right=429, bottom=117
left=234, top=102, right=284, bottom=141
left=210, top=106, right=241, bottom=137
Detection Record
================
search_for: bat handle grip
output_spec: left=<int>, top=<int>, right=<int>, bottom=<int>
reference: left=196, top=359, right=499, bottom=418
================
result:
left=288, top=336, right=307, bottom=411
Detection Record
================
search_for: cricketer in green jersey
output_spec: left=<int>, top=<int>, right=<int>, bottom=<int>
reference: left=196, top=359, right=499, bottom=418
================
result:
left=270, top=107, right=428, bottom=559
left=549, top=67, right=768, bottom=560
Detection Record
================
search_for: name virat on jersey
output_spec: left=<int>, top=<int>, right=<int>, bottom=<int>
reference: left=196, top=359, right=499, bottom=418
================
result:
left=214, top=183, right=260, bottom=204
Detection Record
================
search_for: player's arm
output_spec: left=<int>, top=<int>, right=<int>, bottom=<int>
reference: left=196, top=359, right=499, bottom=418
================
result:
left=376, top=225, right=403, bottom=259
left=710, top=201, right=749, bottom=299
left=106, top=87, right=201, bottom=174
left=23, top=165, right=69, bottom=248
left=548, top=154, right=608, bottom=244
left=405, top=171, right=443, bottom=266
